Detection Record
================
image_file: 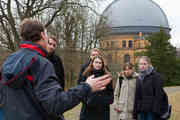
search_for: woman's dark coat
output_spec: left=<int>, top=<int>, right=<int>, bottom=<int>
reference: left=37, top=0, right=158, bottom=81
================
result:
left=79, top=69, right=114, bottom=120
left=133, top=70, right=169, bottom=119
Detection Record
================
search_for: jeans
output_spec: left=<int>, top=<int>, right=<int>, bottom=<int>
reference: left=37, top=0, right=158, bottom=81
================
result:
left=0, top=109, right=4, bottom=120
left=138, top=112, right=153, bottom=120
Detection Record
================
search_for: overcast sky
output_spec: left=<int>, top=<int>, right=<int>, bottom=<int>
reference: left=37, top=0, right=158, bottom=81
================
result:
left=97, top=0, right=180, bottom=47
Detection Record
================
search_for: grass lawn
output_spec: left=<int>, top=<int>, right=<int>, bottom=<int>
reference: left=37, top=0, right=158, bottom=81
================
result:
left=64, top=91, right=180, bottom=120
left=64, top=103, right=81, bottom=120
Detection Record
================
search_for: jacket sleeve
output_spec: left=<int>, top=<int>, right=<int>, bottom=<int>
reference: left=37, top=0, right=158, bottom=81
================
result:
left=113, top=76, right=121, bottom=107
left=104, top=81, right=114, bottom=105
left=34, top=62, right=91, bottom=116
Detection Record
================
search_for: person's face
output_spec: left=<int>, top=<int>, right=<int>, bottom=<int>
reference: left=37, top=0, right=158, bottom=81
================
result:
left=124, top=68, right=134, bottom=77
left=90, top=51, right=99, bottom=59
left=47, top=38, right=57, bottom=53
left=93, top=58, right=103, bottom=70
left=138, top=59, right=149, bottom=71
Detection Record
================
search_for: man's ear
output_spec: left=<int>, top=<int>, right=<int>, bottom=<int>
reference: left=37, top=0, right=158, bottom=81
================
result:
left=40, top=31, right=49, bottom=47
left=40, top=32, right=45, bottom=40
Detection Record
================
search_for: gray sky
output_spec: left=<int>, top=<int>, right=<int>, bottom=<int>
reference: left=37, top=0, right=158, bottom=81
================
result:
left=97, top=0, right=180, bottom=47
left=155, top=0, right=180, bottom=47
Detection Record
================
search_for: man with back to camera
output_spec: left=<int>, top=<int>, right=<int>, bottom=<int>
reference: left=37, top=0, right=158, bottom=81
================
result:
left=0, top=18, right=111, bottom=120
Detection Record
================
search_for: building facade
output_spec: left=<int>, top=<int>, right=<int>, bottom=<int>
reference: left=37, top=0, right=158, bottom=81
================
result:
left=101, top=0, right=171, bottom=70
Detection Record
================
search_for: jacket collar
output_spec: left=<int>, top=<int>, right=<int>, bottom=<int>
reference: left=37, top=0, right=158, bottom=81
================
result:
left=20, top=41, right=48, bottom=57
left=120, top=72, right=138, bottom=80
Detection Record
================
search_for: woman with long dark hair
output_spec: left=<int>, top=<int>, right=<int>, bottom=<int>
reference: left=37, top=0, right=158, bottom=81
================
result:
left=79, top=55, right=113, bottom=120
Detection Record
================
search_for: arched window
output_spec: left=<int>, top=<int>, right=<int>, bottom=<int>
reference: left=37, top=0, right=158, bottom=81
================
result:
left=124, top=54, right=130, bottom=63
left=107, top=42, right=109, bottom=47
left=129, top=40, right=133, bottom=48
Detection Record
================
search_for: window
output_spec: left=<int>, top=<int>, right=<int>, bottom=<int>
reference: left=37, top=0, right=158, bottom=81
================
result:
left=129, top=40, right=133, bottom=48
left=124, top=54, right=130, bottom=63
left=122, top=40, right=126, bottom=48
left=107, top=54, right=112, bottom=63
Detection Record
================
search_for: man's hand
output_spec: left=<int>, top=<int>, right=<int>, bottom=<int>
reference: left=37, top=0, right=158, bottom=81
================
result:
left=86, top=74, right=112, bottom=92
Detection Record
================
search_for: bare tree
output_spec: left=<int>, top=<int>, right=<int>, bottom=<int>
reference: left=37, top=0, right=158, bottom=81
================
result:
left=45, top=0, right=110, bottom=87
left=0, top=0, right=67, bottom=51
left=0, top=0, right=110, bottom=88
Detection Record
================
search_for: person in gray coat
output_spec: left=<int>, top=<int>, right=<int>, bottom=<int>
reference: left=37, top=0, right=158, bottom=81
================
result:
left=113, top=63, right=138, bottom=120
left=0, top=18, right=111, bottom=120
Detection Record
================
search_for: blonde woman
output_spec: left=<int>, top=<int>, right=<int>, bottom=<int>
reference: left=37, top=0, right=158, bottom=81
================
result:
left=134, top=56, right=169, bottom=120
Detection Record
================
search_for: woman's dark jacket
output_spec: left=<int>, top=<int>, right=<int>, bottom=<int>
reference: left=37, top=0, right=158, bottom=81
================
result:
left=79, top=69, right=114, bottom=120
left=133, top=70, right=168, bottom=118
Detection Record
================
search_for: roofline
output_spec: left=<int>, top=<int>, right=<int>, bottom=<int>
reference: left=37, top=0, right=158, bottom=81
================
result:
left=108, top=26, right=171, bottom=35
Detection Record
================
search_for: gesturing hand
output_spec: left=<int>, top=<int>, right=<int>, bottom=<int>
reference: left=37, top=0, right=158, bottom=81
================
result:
left=86, top=74, right=112, bottom=92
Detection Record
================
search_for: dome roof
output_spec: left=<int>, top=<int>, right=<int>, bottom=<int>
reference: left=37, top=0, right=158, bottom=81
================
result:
left=103, top=0, right=171, bottom=34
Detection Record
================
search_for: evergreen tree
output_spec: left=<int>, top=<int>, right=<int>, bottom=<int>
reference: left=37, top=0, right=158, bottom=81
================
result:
left=140, top=29, right=177, bottom=84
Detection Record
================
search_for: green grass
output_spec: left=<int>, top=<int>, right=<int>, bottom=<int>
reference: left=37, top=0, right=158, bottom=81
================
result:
left=64, top=91, right=180, bottom=120
left=64, top=103, right=82, bottom=120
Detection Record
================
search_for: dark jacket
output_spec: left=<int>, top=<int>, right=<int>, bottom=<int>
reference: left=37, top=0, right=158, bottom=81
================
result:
left=47, top=53, right=65, bottom=90
left=0, top=41, right=91, bottom=120
left=133, top=70, right=168, bottom=119
left=79, top=69, right=114, bottom=120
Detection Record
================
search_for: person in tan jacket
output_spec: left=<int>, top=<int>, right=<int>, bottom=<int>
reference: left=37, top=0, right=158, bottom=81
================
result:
left=113, top=63, right=138, bottom=120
